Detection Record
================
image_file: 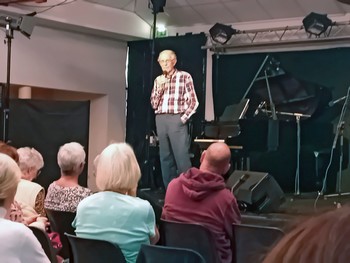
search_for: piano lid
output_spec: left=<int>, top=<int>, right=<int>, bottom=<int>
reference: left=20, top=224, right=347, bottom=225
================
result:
left=247, top=72, right=329, bottom=120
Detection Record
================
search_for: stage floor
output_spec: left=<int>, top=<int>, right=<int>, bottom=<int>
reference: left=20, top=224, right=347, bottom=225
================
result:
left=137, top=188, right=350, bottom=231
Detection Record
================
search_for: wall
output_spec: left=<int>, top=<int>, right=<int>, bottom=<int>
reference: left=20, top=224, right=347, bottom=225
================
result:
left=1, top=26, right=128, bottom=191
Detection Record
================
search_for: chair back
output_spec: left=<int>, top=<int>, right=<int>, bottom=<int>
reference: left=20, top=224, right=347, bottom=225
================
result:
left=28, top=226, right=58, bottom=263
left=136, top=244, right=205, bottom=263
left=161, top=219, right=220, bottom=263
left=65, top=233, right=126, bottom=263
left=232, top=223, right=285, bottom=263
left=45, top=209, right=76, bottom=259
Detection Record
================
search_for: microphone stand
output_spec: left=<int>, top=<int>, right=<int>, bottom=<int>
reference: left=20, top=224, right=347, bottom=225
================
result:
left=323, top=86, right=350, bottom=198
left=144, top=5, right=160, bottom=190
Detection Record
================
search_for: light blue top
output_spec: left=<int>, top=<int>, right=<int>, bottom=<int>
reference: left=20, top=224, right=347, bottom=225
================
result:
left=72, top=191, right=156, bottom=263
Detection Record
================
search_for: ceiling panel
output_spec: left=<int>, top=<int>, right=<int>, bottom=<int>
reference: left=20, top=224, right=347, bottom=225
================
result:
left=194, top=3, right=238, bottom=25
left=82, top=0, right=350, bottom=29
left=225, top=1, right=272, bottom=23
left=258, top=0, right=304, bottom=20
left=165, top=6, right=205, bottom=26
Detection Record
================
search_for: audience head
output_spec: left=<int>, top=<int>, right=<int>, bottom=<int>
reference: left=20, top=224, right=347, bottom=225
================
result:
left=17, top=147, right=44, bottom=181
left=0, top=142, right=19, bottom=163
left=95, top=143, right=141, bottom=194
left=57, top=142, right=86, bottom=176
left=200, top=142, right=231, bottom=176
left=263, top=206, right=350, bottom=263
left=0, top=153, right=21, bottom=210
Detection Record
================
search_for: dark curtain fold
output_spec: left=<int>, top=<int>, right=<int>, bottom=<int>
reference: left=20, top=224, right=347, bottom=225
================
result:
left=8, top=99, right=90, bottom=190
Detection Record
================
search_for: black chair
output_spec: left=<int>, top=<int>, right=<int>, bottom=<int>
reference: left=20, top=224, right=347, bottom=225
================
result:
left=65, top=233, right=126, bottom=263
left=28, top=226, right=58, bottom=263
left=45, top=209, right=76, bottom=259
left=161, top=219, right=220, bottom=263
left=232, top=223, right=285, bottom=263
left=136, top=244, right=205, bottom=263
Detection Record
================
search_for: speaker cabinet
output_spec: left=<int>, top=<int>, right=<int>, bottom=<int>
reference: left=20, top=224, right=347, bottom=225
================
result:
left=226, top=170, right=285, bottom=213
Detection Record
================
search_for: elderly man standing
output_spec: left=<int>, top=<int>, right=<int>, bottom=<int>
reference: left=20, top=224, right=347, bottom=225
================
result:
left=150, top=49, right=199, bottom=188
left=162, top=142, right=241, bottom=263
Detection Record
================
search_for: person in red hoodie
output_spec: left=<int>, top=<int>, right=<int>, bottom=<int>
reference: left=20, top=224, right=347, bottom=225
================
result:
left=162, top=142, right=241, bottom=263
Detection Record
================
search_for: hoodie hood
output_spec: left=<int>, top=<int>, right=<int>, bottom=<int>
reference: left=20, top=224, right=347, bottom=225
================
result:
left=179, top=167, right=226, bottom=201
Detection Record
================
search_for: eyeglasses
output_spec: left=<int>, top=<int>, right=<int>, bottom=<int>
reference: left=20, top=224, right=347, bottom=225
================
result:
left=158, top=59, right=174, bottom=64
left=36, top=169, right=42, bottom=177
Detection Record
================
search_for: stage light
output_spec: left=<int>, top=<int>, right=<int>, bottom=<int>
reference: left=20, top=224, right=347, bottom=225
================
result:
left=302, top=12, right=333, bottom=37
left=0, top=13, right=35, bottom=38
left=209, top=23, right=239, bottom=45
left=148, top=0, right=166, bottom=14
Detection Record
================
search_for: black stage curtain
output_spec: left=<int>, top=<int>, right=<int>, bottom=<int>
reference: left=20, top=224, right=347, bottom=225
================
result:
left=212, top=48, right=350, bottom=193
left=8, top=99, right=90, bottom=190
left=127, top=33, right=207, bottom=189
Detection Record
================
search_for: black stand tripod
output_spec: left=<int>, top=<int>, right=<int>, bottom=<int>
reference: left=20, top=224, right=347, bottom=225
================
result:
left=1, top=17, right=14, bottom=142
left=143, top=3, right=163, bottom=190
left=322, top=86, right=350, bottom=198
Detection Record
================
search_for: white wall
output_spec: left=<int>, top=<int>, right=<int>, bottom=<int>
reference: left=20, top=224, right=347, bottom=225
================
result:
left=0, top=26, right=128, bottom=190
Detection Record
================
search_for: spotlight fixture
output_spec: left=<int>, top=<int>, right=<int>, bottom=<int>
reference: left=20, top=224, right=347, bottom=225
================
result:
left=302, top=12, right=333, bottom=37
left=0, top=13, right=35, bottom=38
left=148, top=0, right=166, bottom=14
left=209, top=23, right=239, bottom=45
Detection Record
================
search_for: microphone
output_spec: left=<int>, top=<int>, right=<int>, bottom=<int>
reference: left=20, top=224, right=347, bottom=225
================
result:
left=231, top=173, right=250, bottom=193
left=328, top=96, right=346, bottom=107
left=254, top=101, right=266, bottom=116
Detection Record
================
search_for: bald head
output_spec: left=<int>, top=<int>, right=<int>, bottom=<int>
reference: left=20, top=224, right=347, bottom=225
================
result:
left=200, top=142, right=231, bottom=175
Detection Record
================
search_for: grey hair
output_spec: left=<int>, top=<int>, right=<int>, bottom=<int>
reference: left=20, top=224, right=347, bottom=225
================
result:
left=17, top=147, right=44, bottom=172
left=57, top=142, right=85, bottom=174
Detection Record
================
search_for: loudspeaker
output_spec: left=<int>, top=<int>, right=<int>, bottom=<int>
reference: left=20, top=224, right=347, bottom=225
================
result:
left=226, top=170, right=285, bottom=213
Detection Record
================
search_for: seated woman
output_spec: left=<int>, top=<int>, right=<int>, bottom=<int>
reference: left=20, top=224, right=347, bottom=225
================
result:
left=16, top=147, right=46, bottom=216
left=73, top=143, right=160, bottom=263
left=45, top=142, right=92, bottom=212
left=0, top=153, right=50, bottom=263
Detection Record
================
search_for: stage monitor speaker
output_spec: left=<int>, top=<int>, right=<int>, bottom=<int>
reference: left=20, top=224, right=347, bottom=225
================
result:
left=226, top=170, right=285, bottom=213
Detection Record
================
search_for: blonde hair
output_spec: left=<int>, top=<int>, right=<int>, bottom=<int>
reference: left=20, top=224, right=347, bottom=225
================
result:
left=95, top=143, right=141, bottom=193
left=17, top=147, right=44, bottom=172
left=57, top=142, right=85, bottom=175
left=0, top=153, right=21, bottom=206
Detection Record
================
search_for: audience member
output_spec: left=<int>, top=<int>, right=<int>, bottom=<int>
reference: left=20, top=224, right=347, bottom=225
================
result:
left=262, top=206, right=350, bottom=263
left=73, top=143, right=160, bottom=263
left=0, top=142, right=19, bottom=163
left=0, top=153, right=50, bottom=263
left=162, top=142, right=241, bottom=263
left=16, top=147, right=45, bottom=216
left=44, top=142, right=92, bottom=212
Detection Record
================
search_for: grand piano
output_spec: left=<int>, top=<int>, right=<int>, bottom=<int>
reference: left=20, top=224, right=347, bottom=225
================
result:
left=195, top=69, right=347, bottom=193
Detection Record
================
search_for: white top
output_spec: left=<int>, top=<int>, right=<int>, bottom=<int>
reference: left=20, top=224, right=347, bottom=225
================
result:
left=0, top=207, right=50, bottom=263
left=15, top=179, right=44, bottom=209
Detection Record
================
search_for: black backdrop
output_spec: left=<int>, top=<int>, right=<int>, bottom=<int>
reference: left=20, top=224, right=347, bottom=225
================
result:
left=212, top=48, right=350, bottom=193
left=8, top=99, right=90, bottom=190
left=126, top=33, right=207, bottom=189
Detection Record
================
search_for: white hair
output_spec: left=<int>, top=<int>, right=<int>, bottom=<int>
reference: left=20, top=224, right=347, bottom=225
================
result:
left=17, top=147, right=44, bottom=172
left=57, top=142, right=86, bottom=175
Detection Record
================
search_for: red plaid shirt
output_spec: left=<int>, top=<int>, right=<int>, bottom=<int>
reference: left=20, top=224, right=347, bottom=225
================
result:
left=150, top=69, right=199, bottom=123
